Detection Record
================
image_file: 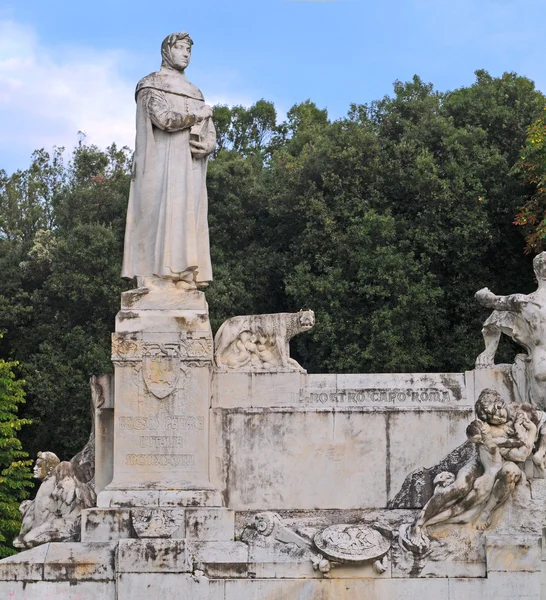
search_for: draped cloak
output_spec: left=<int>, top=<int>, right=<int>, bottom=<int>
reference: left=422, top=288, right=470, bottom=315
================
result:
left=121, top=68, right=216, bottom=282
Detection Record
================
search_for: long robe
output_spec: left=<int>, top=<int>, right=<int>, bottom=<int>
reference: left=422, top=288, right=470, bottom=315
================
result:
left=122, top=68, right=215, bottom=282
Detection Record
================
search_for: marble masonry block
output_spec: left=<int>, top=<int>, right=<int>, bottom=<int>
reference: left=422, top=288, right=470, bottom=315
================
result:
left=130, top=508, right=186, bottom=539
left=212, top=408, right=387, bottom=510
left=97, top=489, right=160, bottom=508
left=336, top=372, right=469, bottom=408
left=0, top=543, right=48, bottom=581
left=213, top=372, right=253, bottom=408
left=250, top=372, right=305, bottom=407
left=185, top=507, right=235, bottom=541
left=187, top=541, right=250, bottom=578
left=301, top=374, right=338, bottom=405
left=449, top=572, right=541, bottom=600
left=326, top=562, right=391, bottom=579
left=224, top=577, right=450, bottom=600
left=247, top=541, right=319, bottom=579
left=93, top=373, right=114, bottom=494
left=213, top=372, right=306, bottom=409
left=469, top=367, right=519, bottom=405
left=81, top=508, right=132, bottom=542
left=387, top=408, right=472, bottom=501
left=121, top=288, right=207, bottom=311
left=42, top=542, right=116, bottom=581
left=116, top=538, right=191, bottom=573
left=116, top=573, right=212, bottom=600
left=0, top=581, right=115, bottom=600
left=486, top=535, right=541, bottom=573
left=392, top=531, right=487, bottom=579
left=98, top=488, right=224, bottom=508
left=159, top=488, right=224, bottom=507
left=109, top=352, right=213, bottom=490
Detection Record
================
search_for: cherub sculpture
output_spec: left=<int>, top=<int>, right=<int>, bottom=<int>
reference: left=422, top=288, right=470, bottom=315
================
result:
left=13, top=451, right=96, bottom=549
left=399, top=389, right=542, bottom=554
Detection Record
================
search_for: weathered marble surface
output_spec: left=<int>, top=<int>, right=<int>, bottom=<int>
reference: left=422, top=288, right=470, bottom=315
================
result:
left=91, top=374, right=114, bottom=494
left=213, top=371, right=469, bottom=409
left=211, top=372, right=473, bottom=509
left=1, top=481, right=543, bottom=599
left=103, top=285, right=217, bottom=499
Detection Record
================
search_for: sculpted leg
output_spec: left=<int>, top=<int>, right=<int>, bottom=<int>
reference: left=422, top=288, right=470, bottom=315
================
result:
left=475, top=322, right=501, bottom=368
left=532, top=429, right=546, bottom=475
left=476, top=462, right=521, bottom=530
left=400, top=460, right=480, bottom=553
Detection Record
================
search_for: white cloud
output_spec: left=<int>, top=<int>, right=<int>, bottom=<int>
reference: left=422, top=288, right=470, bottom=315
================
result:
left=0, top=20, right=263, bottom=173
left=0, top=19, right=136, bottom=169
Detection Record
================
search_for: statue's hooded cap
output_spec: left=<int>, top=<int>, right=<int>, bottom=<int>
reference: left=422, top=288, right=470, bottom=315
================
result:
left=135, top=31, right=204, bottom=101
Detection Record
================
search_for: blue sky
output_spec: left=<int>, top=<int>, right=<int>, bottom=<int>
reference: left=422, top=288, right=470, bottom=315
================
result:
left=0, top=0, right=545, bottom=173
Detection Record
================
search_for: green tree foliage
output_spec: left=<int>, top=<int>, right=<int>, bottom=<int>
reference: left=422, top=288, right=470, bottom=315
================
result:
left=513, top=108, right=546, bottom=252
left=0, top=71, right=543, bottom=459
left=0, top=141, right=131, bottom=458
left=212, top=100, right=277, bottom=158
left=0, top=356, right=32, bottom=558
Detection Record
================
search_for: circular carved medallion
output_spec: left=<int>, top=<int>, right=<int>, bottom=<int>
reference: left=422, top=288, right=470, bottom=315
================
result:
left=314, top=524, right=390, bottom=564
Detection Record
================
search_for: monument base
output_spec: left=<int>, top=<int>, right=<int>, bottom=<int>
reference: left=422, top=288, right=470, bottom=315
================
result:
left=2, top=368, right=545, bottom=598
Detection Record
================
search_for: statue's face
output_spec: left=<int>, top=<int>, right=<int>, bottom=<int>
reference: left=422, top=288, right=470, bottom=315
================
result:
left=433, top=471, right=455, bottom=489
left=533, top=252, right=546, bottom=280
left=481, top=398, right=508, bottom=425
left=33, top=457, right=45, bottom=480
left=170, top=40, right=191, bottom=71
left=299, top=311, right=315, bottom=329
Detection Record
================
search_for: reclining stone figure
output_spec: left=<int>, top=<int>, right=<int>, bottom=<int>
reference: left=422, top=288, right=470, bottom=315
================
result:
left=13, top=451, right=96, bottom=549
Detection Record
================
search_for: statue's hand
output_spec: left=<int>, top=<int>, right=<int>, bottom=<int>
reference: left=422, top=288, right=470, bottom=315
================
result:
left=194, top=105, right=213, bottom=122
left=190, top=140, right=212, bottom=158
left=475, top=287, right=496, bottom=306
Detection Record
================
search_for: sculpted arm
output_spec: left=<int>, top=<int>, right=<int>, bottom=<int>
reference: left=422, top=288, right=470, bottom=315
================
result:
left=143, top=89, right=210, bottom=132
left=475, top=288, right=530, bottom=312
left=189, top=116, right=216, bottom=158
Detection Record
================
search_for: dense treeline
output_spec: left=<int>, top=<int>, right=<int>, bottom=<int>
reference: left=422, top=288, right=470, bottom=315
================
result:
left=0, top=70, right=544, bottom=460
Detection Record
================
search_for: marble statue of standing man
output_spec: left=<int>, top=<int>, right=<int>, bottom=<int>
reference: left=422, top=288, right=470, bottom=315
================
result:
left=122, top=32, right=216, bottom=290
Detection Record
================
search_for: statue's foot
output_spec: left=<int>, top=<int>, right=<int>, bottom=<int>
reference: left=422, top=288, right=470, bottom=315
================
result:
left=398, top=523, right=431, bottom=555
left=476, top=513, right=492, bottom=531
left=532, top=452, right=546, bottom=470
left=532, top=458, right=546, bottom=478
left=476, top=520, right=491, bottom=531
left=196, top=281, right=209, bottom=290
left=176, top=280, right=197, bottom=291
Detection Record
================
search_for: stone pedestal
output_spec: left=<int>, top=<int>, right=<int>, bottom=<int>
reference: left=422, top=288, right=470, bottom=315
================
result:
left=98, top=286, right=221, bottom=506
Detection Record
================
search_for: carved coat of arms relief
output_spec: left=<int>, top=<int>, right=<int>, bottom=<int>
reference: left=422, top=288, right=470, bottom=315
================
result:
left=142, top=343, right=182, bottom=399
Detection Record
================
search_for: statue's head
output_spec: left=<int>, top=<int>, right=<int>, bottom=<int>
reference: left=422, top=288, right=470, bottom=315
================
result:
left=533, top=252, right=546, bottom=281
left=33, top=451, right=60, bottom=481
left=298, top=310, right=315, bottom=330
left=466, top=418, right=490, bottom=444
left=433, top=471, right=455, bottom=489
left=475, top=388, right=508, bottom=425
left=161, top=32, right=194, bottom=72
